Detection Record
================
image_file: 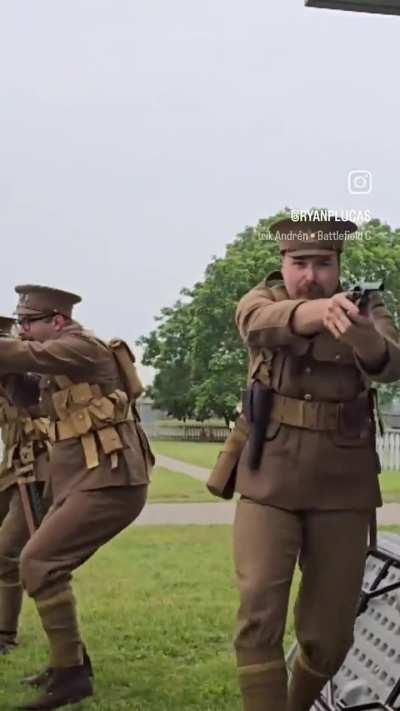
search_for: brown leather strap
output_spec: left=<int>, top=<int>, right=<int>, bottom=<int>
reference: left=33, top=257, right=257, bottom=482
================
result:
left=81, top=432, right=99, bottom=469
left=17, top=480, right=36, bottom=536
left=223, top=414, right=249, bottom=452
left=370, top=388, right=385, bottom=436
left=270, top=393, right=369, bottom=431
left=54, top=375, right=73, bottom=389
left=368, top=510, right=378, bottom=550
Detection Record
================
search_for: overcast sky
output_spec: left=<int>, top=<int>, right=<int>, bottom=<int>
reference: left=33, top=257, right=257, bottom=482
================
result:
left=0, top=1, right=399, bottom=382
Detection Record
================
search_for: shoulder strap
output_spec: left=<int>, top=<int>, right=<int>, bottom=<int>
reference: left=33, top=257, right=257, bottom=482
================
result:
left=54, top=375, right=73, bottom=389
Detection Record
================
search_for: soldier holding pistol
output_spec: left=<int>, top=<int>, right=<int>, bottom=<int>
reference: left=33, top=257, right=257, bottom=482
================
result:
left=208, top=217, right=400, bottom=711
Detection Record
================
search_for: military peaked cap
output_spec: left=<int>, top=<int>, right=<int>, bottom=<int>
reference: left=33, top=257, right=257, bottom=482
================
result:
left=15, top=285, right=81, bottom=318
left=271, top=216, right=358, bottom=256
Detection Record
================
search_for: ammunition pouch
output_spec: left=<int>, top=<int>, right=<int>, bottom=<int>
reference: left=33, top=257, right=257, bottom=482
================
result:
left=48, top=381, right=134, bottom=470
left=0, top=395, right=18, bottom=427
left=0, top=408, right=51, bottom=479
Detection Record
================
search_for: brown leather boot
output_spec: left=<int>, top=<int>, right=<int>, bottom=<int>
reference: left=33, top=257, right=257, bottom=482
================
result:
left=238, top=659, right=287, bottom=711
left=0, top=582, right=23, bottom=654
left=287, top=653, right=330, bottom=711
left=21, top=645, right=94, bottom=688
left=21, top=668, right=52, bottom=690
left=18, top=664, right=93, bottom=710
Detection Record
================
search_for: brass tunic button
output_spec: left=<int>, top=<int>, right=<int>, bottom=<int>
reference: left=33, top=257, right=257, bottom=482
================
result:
left=304, top=393, right=312, bottom=401
left=335, top=354, right=341, bottom=360
left=304, top=367, right=312, bottom=374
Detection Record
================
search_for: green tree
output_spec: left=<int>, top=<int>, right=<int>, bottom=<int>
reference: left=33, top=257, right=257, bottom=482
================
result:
left=137, top=299, right=197, bottom=421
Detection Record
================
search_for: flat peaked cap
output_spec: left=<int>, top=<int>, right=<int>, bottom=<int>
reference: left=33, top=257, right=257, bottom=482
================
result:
left=15, top=285, right=82, bottom=318
left=271, top=216, right=358, bottom=256
left=0, top=316, right=15, bottom=335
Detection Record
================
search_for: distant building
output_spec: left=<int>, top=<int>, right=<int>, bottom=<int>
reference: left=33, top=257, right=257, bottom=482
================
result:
left=135, top=397, right=167, bottom=425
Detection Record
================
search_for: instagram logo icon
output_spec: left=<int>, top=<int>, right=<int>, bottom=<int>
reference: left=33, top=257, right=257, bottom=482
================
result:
left=348, top=170, right=372, bottom=195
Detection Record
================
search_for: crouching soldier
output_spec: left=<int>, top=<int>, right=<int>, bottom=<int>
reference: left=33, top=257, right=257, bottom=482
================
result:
left=0, top=285, right=153, bottom=710
left=0, top=316, right=51, bottom=655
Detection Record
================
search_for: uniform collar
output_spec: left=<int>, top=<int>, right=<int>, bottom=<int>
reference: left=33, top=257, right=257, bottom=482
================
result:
left=264, top=269, right=285, bottom=287
left=265, top=270, right=343, bottom=296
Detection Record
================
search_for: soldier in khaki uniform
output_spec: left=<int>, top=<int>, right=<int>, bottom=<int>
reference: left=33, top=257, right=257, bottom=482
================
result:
left=209, top=218, right=400, bottom=711
left=0, top=316, right=51, bottom=654
left=0, top=285, right=153, bottom=710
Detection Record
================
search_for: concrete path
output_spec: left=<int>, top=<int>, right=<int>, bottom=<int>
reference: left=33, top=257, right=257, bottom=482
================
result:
left=136, top=502, right=234, bottom=526
left=378, top=503, right=400, bottom=526
left=147, top=454, right=400, bottom=526
left=156, top=454, right=210, bottom=482
left=136, top=501, right=400, bottom=526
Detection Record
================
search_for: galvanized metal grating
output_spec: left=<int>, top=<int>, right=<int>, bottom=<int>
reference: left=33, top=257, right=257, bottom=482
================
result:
left=317, top=536, right=400, bottom=710
left=331, top=563, right=400, bottom=708
left=287, top=534, right=400, bottom=710
left=361, top=554, right=388, bottom=593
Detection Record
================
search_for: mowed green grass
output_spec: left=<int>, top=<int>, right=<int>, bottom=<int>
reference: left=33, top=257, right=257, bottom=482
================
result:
left=152, top=441, right=400, bottom=503
left=151, top=441, right=221, bottom=470
left=0, top=525, right=299, bottom=711
left=2, top=524, right=399, bottom=710
left=148, top=467, right=216, bottom=503
left=380, top=471, right=400, bottom=503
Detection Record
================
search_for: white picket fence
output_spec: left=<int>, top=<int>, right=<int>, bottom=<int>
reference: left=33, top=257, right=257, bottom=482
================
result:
left=145, top=423, right=400, bottom=472
left=377, top=429, right=400, bottom=471
left=0, top=426, right=398, bottom=471
left=145, top=424, right=400, bottom=473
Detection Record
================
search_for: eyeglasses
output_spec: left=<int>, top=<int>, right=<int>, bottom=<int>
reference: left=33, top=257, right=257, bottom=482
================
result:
left=16, top=313, right=52, bottom=327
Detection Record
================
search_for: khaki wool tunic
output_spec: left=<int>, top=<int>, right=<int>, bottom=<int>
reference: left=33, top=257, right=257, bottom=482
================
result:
left=0, top=325, right=152, bottom=505
left=235, top=274, right=400, bottom=511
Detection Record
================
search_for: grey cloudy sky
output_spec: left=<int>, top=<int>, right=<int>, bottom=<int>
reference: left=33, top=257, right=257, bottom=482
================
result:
left=0, top=1, right=398, bottom=382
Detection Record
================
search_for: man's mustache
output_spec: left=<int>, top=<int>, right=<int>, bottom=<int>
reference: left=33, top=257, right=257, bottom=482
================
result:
left=296, top=283, right=325, bottom=298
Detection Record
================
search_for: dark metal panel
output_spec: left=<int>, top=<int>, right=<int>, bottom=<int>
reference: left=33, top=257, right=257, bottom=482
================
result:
left=305, top=0, right=400, bottom=16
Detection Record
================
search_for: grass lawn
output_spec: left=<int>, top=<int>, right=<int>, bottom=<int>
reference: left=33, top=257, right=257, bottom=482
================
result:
left=152, top=442, right=400, bottom=504
left=151, top=441, right=221, bottom=470
left=380, top=471, right=400, bottom=503
left=2, top=524, right=399, bottom=710
left=0, top=525, right=298, bottom=711
left=148, top=467, right=216, bottom=503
